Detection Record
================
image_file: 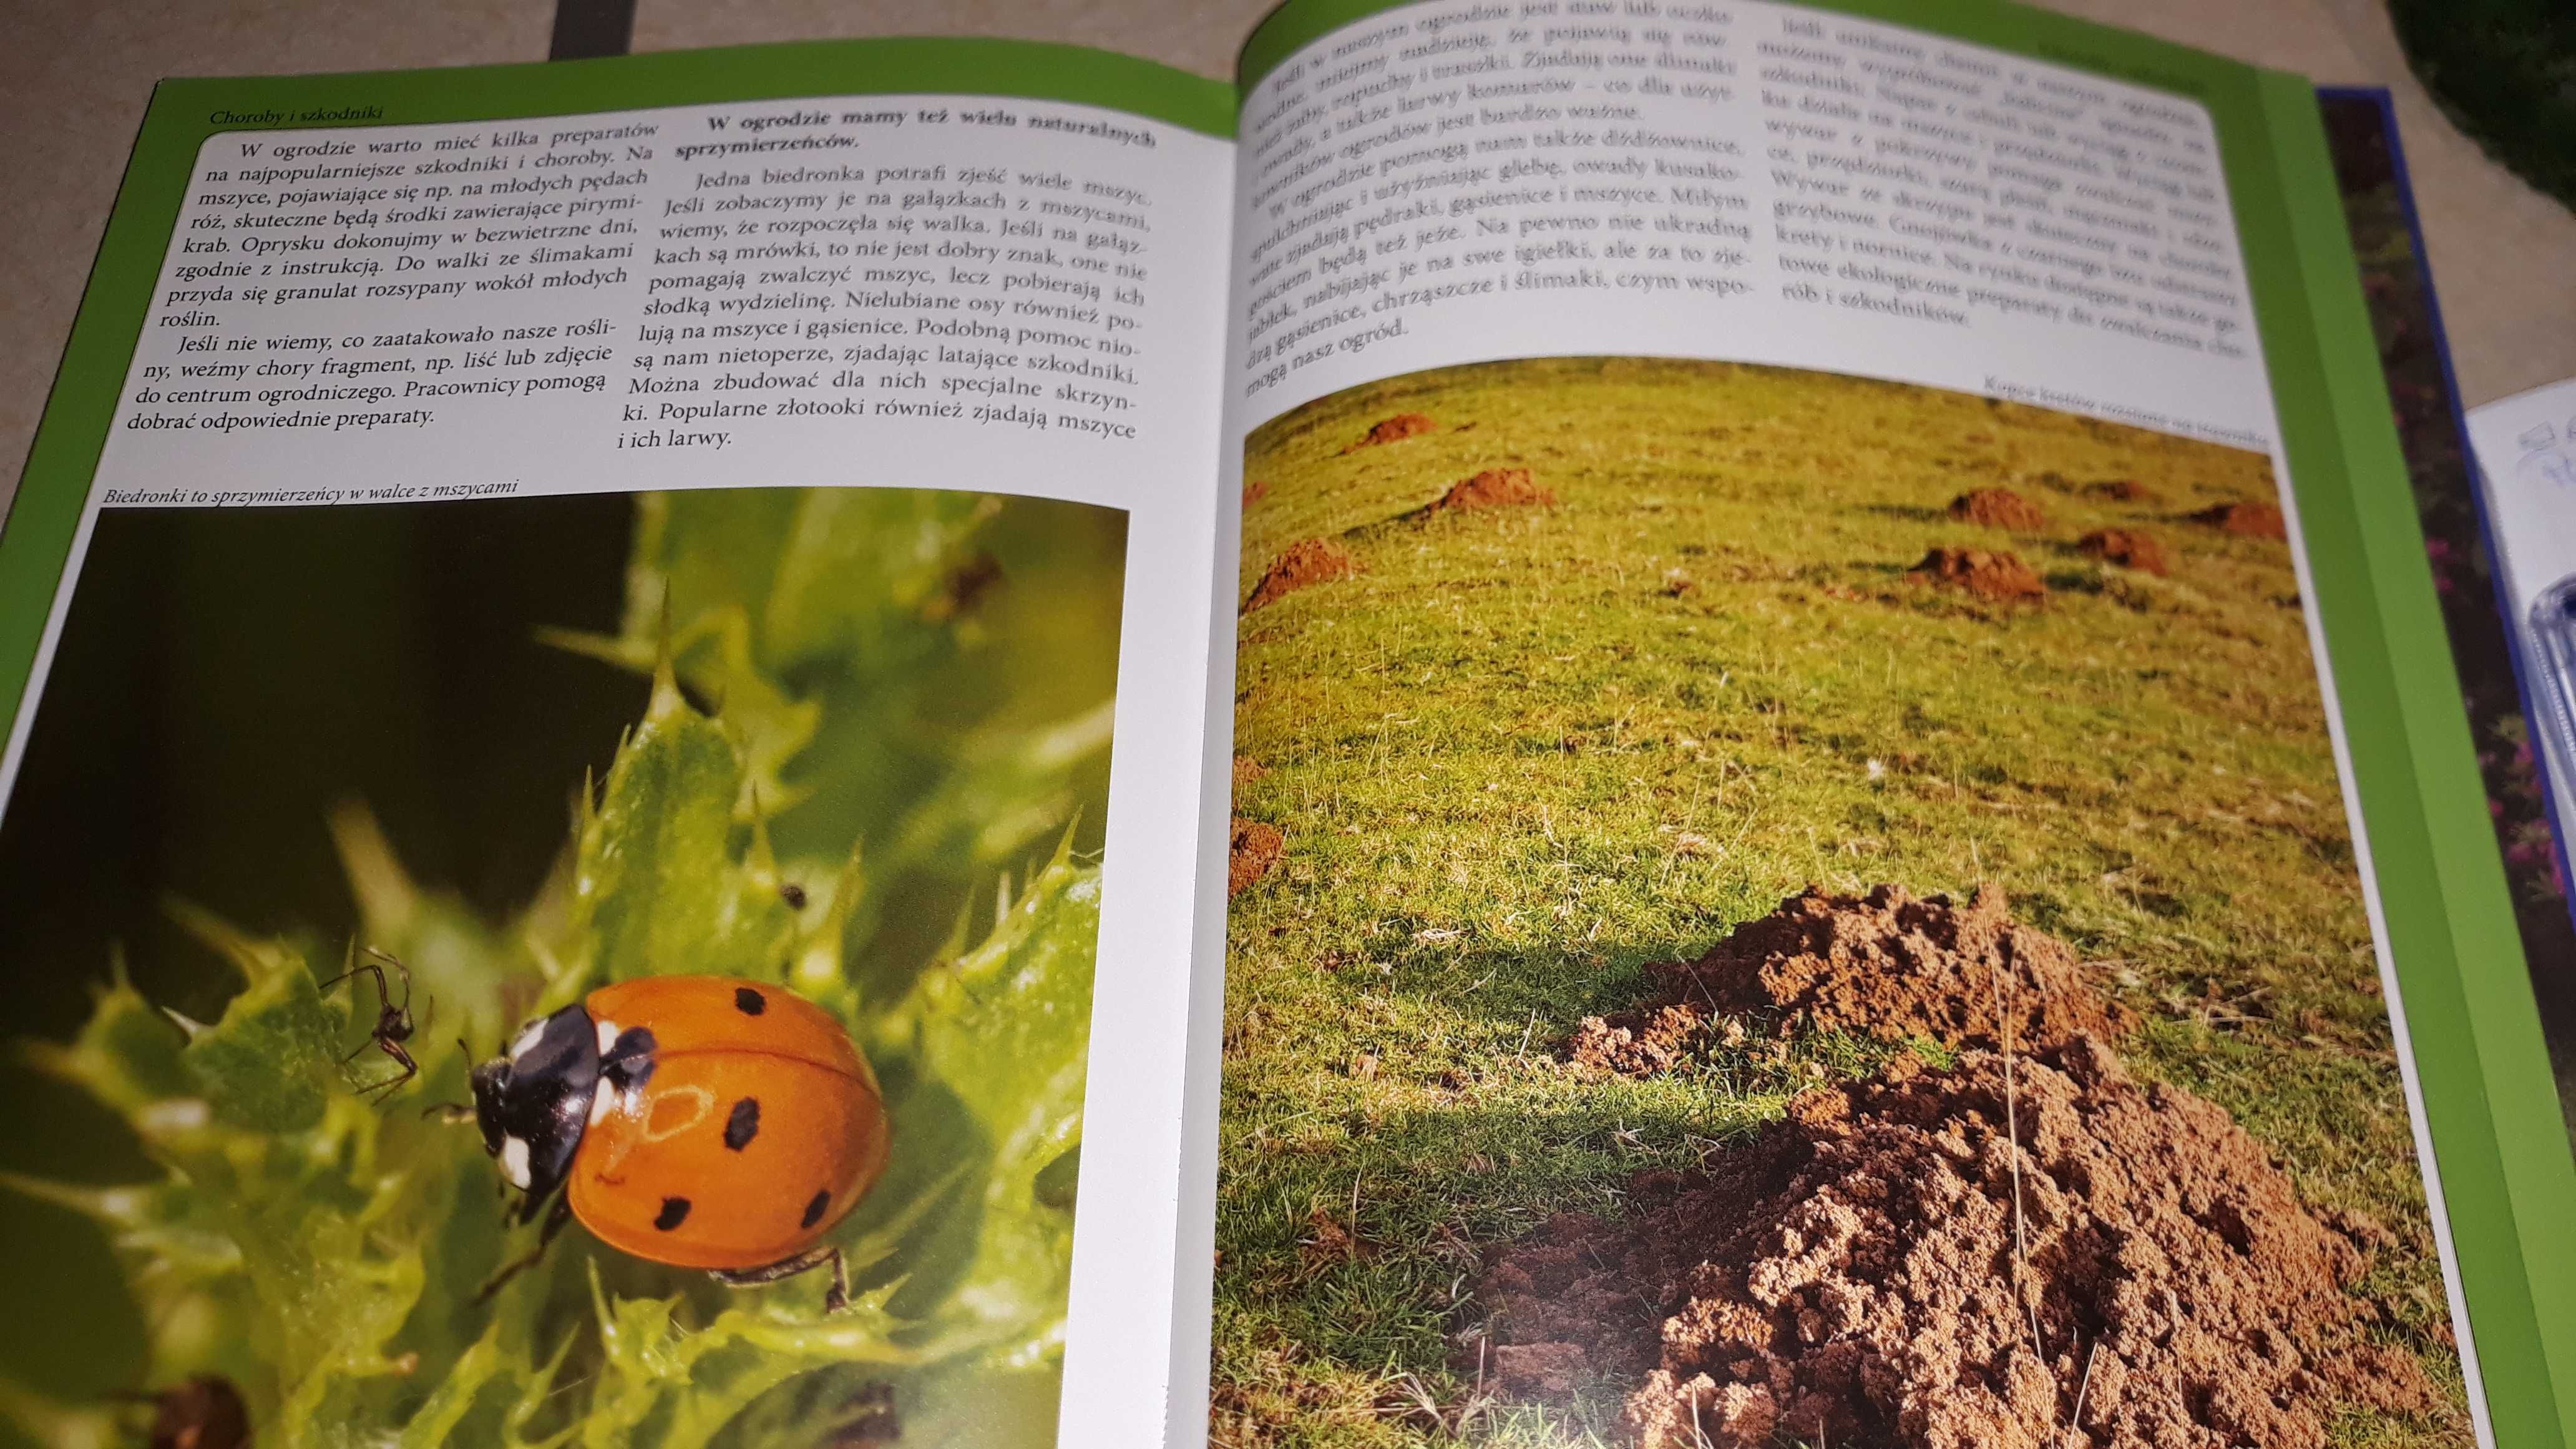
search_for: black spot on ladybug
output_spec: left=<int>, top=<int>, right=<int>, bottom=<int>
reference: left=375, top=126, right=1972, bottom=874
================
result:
left=802, top=1189, right=831, bottom=1228
left=655, top=1196, right=693, bottom=1231
left=735, top=987, right=767, bottom=1016
left=724, top=1097, right=761, bottom=1151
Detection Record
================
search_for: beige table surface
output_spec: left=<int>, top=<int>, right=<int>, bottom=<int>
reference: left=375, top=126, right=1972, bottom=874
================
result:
left=4, top=0, right=2570, bottom=520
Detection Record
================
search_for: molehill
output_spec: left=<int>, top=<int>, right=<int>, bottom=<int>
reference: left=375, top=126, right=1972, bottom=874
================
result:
left=1228, top=818, right=1284, bottom=895
left=1242, top=538, right=1360, bottom=613
left=1342, top=412, right=1438, bottom=452
left=1415, top=467, right=1554, bottom=518
left=1907, top=547, right=2047, bottom=601
left=1950, top=487, right=2051, bottom=532
left=1489, top=887, right=2444, bottom=1449
left=2190, top=501, right=2288, bottom=540
left=2079, top=528, right=2171, bottom=577
left=1571, top=885, right=2119, bottom=1076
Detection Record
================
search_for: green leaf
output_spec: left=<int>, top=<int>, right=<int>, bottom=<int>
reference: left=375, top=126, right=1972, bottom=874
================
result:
left=861, top=835, right=1099, bottom=1355
left=568, top=657, right=797, bottom=990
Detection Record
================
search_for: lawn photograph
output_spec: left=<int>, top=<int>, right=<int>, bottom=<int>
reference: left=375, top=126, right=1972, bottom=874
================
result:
left=1216, top=358, right=2471, bottom=1448
left=0, top=484, right=1126, bottom=1449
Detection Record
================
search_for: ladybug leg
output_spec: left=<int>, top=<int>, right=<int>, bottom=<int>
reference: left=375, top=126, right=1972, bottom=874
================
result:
left=475, top=1194, right=574, bottom=1304
left=710, top=1245, right=852, bottom=1314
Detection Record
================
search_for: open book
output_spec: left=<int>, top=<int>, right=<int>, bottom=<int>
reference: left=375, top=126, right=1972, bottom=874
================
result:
left=1, top=1, right=2570, bottom=1446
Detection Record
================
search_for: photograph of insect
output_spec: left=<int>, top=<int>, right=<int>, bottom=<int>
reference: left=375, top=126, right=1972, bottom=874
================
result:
left=0, top=485, right=1119, bottom=1446
left=388, top=975, right=891, bottom=1311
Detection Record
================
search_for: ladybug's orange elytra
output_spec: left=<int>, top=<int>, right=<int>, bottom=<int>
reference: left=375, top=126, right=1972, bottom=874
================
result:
left=461, top=975, right=889, bottom=1309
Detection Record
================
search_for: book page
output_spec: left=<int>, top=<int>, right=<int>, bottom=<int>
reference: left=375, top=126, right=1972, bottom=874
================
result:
left=1204, top=3, right=2495, bottom=1447
left=0, top=49, right=1229, bottom=1449
left=1235, top=0, right=2265, bottom=446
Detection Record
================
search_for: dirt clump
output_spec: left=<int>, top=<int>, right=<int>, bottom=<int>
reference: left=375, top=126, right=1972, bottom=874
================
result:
left=1416, top=467, right=1555, bottom=518
left=1480, top=1038, right=2441, bottom=1448
left=1568, top=886, right=2118, bottom=1076
left=1342, top=412, right=1437, bottom=452
left=1571, top=1003, right=1718, bottom=1077
left=2079, top=528, right=2171, bottom=576
left=1299, top=1204, right=1368, bottom=1269
left=1231, top=755, right=1269, bottom=789
left=2190, top=500, right=2288, bottom=540
left=1949, top=488, right=2051, bottom=532
left=1229, top=819, right=1284, bottom=895
left=1907, top=547, right=2047, bottom=601
left=1242, top=539, right=1360, bottom=613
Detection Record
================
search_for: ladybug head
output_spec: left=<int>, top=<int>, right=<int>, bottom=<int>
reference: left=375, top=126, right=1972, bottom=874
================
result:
left=468, top=1003, right=601, bottom=1220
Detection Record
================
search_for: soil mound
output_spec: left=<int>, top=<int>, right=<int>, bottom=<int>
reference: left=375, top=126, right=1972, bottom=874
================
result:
left=1949, top=488, right=2051, bottom=531
left=1481, top=1040, right=2439, bottom=1448
left=1415, top=467, right=1554, bottom=517
left=1242, top=539, right=1359, bottom=613
left=1569, top=886, right=2117, bottom=1076
left=1229, top=818, right=1284, bottom=895
left=1342, top=412, right=1437, bottom=452
left=2086, top=479, right=2160, bottom=504
left=2190, top=501, right=2288, bottom=540
left=1907, top=547, right=2046, bottom=601
left=2078, top=529, right=2170, bottom=577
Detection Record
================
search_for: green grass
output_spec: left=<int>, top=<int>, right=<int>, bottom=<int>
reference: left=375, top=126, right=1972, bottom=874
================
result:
left=1215, top=358, right=2467, bottom=1447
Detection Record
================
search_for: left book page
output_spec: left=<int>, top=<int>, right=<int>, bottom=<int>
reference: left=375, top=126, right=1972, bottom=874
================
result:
left=0, top=39, right=1234, bottom=1449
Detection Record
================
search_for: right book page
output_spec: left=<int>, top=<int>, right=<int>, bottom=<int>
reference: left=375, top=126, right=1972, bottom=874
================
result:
left=1205, top=1, right=2576, bottom=1445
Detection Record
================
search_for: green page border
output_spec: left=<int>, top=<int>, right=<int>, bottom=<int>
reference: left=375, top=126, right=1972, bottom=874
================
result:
left=1233, top=0, right=2576, bottom=1442
left=0, top=35, right=1232, bottom=752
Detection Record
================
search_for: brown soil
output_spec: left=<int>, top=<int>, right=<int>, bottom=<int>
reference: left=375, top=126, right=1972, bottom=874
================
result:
left=1480, top=1038, right=2439, bottom=1448
left=1232, top=755, right=1269, bottom=789
left=1300, top=1203, right=1368, bottom=1268
left=1949, top=488, right=2051, bottom=532
left=1908, top=547, right=2047, bottom=601
left=1569, top=886, right=2119, bottom=1076
left=2078, top=529, right=2170, bottom=577
left=1242, top=479, right=1270, bottom=508
left=1228, top=819, right=1284, bottom=896
left=2190, top=501, right=2288, bottom=540
left=1242, top=539, right=1360, bottom=613
left=1342, top=412, right=1437, bottom=452
left=1416, top=467, right=1555, bottom=517
left=2086, top=479, right=2161, bottom=504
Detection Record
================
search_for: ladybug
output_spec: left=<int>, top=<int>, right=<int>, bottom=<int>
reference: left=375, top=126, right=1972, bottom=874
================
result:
left=461, top=975, right=889, bottom=1310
